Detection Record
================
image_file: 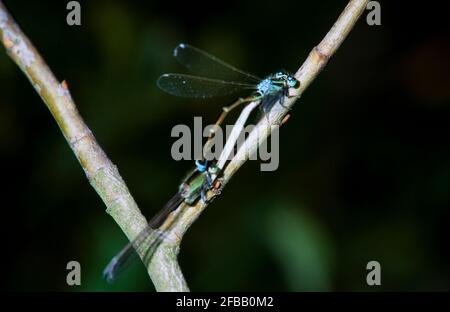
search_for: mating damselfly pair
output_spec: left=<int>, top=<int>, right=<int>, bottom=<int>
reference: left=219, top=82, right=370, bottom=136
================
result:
left=103, top=43, right=300, bottom=282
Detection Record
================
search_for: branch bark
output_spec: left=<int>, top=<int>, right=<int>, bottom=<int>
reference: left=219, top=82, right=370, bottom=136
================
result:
left=0, top=0, right=368, bottom=291
left=0, top=1, right=187, bottom=291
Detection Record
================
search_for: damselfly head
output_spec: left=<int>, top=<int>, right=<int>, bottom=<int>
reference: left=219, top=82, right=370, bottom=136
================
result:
left=287, top=75, right=300, bottom=89
left=207, top=164, right=219, bottom=175
left=274, top=71, right=287, bottom=79
left=272, top=71, right=300, bottom=89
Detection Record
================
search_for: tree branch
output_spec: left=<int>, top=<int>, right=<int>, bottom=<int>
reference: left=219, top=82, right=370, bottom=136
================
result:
left=0, top=1, right=187, bottom=291
left=0, top=0, right=368, bottom=291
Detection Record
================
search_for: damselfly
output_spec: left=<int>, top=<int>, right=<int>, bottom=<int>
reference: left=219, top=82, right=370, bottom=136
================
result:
left=157, top=43, right=300, bottom=128
left=103, top=44, right=299, bottom=282
left=103, top=161, right=220, bottom=282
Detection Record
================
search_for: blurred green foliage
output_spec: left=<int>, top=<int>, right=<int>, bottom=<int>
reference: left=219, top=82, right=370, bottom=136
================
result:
left=0, top=0, right=448, bottom=291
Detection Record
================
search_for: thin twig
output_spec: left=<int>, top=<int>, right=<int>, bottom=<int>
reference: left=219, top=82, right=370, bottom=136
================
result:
left=225, top=0, right=370, bottom=178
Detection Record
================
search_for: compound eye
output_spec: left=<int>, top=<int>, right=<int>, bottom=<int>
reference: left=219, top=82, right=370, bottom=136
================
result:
left=208, top=165, right=219, bottom=174
left=288, top=77, right=300, bottom=88
left=179, top=183, right=190, bottom=197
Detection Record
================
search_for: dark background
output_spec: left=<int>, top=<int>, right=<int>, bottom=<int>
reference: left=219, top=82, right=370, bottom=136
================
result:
left=0, top=0, right=448, bottom=291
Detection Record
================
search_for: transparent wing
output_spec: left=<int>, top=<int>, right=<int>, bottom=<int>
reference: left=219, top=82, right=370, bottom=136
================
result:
left=102, top=227, right=168, bottom=283
left=157, top=73, right=256, bottom=98
left=173, top=43, right=261, bottom=84
left=103, top=193, right=184, bottom=283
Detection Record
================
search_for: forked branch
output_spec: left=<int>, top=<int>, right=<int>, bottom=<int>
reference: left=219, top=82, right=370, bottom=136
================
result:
left=0, top=0, right=368, bottom=291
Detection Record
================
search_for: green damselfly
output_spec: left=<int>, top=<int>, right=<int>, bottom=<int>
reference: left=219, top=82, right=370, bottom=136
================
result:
left=103, top=161, right=220, bottom=282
